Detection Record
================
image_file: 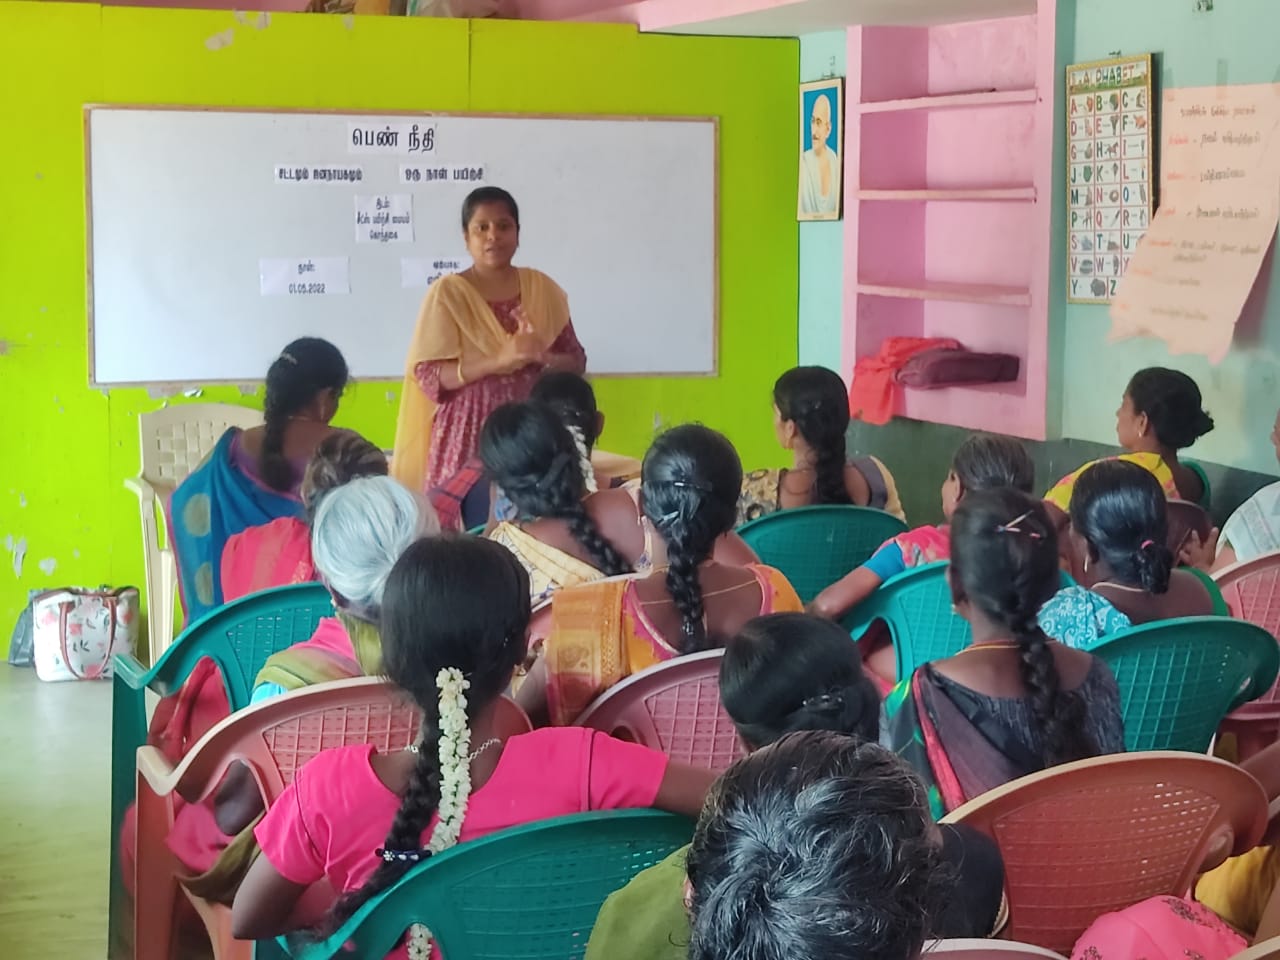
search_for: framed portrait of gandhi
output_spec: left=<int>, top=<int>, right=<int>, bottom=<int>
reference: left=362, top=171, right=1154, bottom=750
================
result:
left=799, top=78, right=844, bottom=222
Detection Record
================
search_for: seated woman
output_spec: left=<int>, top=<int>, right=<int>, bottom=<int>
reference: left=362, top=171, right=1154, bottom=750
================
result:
left=1185, top=406, right=1280, bottom=574
left=170, top=337, right=349, bottom=622
left=428, top=371, right=638, bottom=532
left=883, top=488, right=1126, bottom=819
left=1039, top=459, right=1223, bottom=648
left=585, top=613, right=1007, bottom=960
left=480, top=401, right=633, bottom=603
left=685, top=731, right=949, bottom=960
left=251, top=476, right=439, bottom=702
left=231, top=535, right=715, bottom=958
left=220, top=430, right=388, bottom=602
left=1044, top=367, right=1214, bottom=519
left=130, top=476, right=438, bottom=906
left=738, top=366, right=904, bottom=525
left=531, top=371, right=642, bottom=490
left=524, top=424, right=803, bottom=726
left=809, top=433, right=1035, bottom=622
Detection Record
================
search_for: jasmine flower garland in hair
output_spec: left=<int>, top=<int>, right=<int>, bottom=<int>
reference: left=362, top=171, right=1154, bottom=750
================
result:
left=566, top=424, right=598, bottom=494
left=407, top=667, right=475, bottom=960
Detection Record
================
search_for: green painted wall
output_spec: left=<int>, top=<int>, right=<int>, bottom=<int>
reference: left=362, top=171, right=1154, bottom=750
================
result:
left=1063, top=0, right=1280, bottom=475
left=798, top=29, right=846, bottom=371
left=0, top=4, right=798, bottom=631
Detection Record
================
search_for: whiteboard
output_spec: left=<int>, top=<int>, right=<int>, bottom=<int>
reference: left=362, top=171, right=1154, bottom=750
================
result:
left=86, top=107, right=718, bottom=385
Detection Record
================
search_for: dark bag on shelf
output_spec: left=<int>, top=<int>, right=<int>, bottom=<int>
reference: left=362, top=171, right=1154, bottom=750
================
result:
left=895, top=347, right=1020, bottom=389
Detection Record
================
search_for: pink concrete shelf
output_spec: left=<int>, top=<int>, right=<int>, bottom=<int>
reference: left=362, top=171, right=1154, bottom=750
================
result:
left=857, top=187, right=1036, bottom=201
left=859, top=88, right=1037, bottom=114
left=843, top=10, right=1062, bottom=440
left=535, top=0, right=1037, bottom=38
left=856, top=281, right=1032, bottom=307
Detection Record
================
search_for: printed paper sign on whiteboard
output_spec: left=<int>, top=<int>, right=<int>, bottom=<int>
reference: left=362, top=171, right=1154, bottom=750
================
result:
left=401, top=256, right=467, bottom=289
left=1110, top=83, right=1280, bottom=363
left=347, top=121, right=437, bottom=156
left=274, top=164, right=365, bottom=185
left=355, top=194, right=413, bottom=244
left=259, top=257, right=350, bottom=296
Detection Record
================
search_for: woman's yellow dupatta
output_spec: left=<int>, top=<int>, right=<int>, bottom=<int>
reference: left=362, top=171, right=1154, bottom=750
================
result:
left=391, top=267, right=571, bottom=492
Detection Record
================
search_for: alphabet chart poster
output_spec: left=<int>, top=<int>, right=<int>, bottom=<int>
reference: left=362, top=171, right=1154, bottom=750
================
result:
left=1067, top=54, right=1154, bottom=304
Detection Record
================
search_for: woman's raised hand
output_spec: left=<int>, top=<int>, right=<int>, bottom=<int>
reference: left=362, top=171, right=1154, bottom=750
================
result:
left=494, top=307, right=545, bottom=374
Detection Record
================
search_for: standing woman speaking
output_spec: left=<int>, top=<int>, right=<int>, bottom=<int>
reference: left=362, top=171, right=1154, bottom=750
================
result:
left=392, top=187, right=588, bottom=494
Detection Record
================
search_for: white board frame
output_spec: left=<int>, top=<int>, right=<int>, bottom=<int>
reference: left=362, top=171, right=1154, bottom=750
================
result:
left=84, top=104, right=720, bottom=387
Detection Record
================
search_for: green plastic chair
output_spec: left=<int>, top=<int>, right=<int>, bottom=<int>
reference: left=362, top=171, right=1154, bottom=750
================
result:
left=736, top=505, right=908, bottom=604
left=841, top=561, right=971, bottom=681
left=284, top=809, right=694, bottom=959
left=1088, top=616, right=1280, bottom=753
left=842, top=562, right=1077, bottom=682
left=109, top=581, right=333, bottom=951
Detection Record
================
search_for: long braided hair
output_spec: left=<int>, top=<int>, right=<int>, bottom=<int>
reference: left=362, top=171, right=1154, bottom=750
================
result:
left=260, top=337, right=348, bottom=492
left=479, top=402, right=630, bottom=576
left=641, top=424, right=744, bottom=654
left=531, top=372, right=601, bottom=494
left=949, top=488, right=1096, bottom=767
left=773, top=366, right=852, bottom=506
left=323, top=536, right=530, bottom=933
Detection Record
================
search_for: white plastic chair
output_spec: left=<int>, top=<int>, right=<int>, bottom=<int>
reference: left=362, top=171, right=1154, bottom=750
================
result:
left=125, top=403, right=262, bottom=662
left=924, top=941, right=1067, bottom=960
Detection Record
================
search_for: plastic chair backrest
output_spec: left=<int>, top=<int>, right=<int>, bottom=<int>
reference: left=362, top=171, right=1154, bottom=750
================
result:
left=736, top=505, right=908, bottom=603
left=1234, top=936, right=1280, bottom=960
left=842, top=561, right=970, bottom=678
left=1087, top=616, right=1280, bottom=752
left=575, top=649, right=744, bottom=771
left=129, top=404, right=263, bottom=657
left=132, top=677, right=432, bottom=960
left=924, top=941, right=1067, bottom=960
left=109, top=582, right=334, bottom=951
left=943, top=751, right=1267, bottom=953
left=1216, top=550, right=1280, bottom=721
left=288, top=809, right=694, bottom=960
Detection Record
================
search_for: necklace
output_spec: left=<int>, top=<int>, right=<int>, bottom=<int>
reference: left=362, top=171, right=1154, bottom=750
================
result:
left=1094, top=580, right=1147, bottom=594
left=952, top=640, right=1023, bottom=657
left=408, top=737, right=502, bottom=762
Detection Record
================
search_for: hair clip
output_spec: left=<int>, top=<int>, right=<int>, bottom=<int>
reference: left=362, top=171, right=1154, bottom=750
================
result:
left=280, top=351, right=298, bottom=365
left=671, top=479, right=711, bottom=494
left=995, top=510, right=1042, bottom=540
left=802, top=692, right=844, bottom=711
left=376, top=847, right=426, bottom=864
left=1139, top=539, right=1156, bottom=550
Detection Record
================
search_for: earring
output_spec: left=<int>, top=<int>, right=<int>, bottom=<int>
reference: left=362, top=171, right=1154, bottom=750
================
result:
left=1084, top=555, right=1091, bottom=573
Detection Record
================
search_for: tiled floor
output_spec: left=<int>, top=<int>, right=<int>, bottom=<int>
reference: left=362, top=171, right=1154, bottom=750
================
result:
left=0, top=666, right=110, bottom=959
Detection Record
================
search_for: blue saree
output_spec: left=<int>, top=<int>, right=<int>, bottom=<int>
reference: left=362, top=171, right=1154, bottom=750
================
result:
left=168, top=429, right=303, bottom=625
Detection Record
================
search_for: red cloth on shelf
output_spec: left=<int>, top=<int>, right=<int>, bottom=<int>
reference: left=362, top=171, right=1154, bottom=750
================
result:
left=848, top=337, right=961, bottom=425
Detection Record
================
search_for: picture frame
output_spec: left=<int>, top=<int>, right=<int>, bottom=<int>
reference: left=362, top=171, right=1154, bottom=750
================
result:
left=798, top=78, right=844, bottom=222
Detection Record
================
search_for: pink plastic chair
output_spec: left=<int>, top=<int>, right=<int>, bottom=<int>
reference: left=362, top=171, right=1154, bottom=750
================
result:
left=943, top=751, right=1267, bottom=953
left=1217, top=549, right=1280, bottom=757
left=133, top=676, right=531, bottom=960
left=574, top=649, right=745, bottom=772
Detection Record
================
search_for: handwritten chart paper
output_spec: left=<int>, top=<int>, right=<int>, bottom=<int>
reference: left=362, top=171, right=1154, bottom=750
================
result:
left=1110, top=84, right=1280, bottom=363
left=1067, top=55, right=1154, bottom=304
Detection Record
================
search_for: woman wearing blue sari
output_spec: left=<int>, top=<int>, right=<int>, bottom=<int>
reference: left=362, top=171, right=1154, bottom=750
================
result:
left=169, top=338, right=349, bottom=624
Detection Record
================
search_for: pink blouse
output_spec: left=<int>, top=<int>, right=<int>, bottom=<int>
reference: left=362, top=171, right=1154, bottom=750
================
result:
left=254, top=727, right=668, bottom=948
left=413, top=297, right=587, bottom=492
